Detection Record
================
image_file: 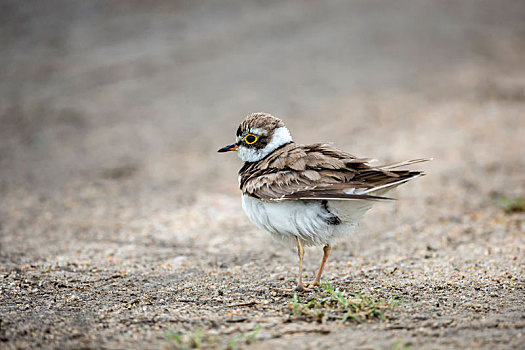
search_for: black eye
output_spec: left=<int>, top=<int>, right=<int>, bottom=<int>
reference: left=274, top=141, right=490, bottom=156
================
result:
left=244, top=134, right=257, bottom=144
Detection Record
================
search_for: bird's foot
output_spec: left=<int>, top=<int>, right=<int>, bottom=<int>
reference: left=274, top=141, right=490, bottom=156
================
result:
left=304, top=280, right=321, bottom=288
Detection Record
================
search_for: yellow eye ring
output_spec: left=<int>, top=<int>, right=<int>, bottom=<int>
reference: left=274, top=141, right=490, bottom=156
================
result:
left=244, top=134, right=258, bottom=144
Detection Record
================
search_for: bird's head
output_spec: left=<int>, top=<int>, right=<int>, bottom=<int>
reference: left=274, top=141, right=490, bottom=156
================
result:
left=218, top=112, right=293, bottom=162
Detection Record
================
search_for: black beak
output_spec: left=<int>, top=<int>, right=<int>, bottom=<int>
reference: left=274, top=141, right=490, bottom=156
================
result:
left=218, top=143, right=239, bottom=152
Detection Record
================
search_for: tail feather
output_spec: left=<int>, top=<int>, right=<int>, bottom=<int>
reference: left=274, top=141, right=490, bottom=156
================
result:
left=379, top=158, right=432, bottom=169
left=358, top=172, right=424, bottom=195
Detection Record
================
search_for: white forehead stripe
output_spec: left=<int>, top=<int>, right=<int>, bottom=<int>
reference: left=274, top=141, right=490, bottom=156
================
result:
left=249, top=127, right=266, bottom=136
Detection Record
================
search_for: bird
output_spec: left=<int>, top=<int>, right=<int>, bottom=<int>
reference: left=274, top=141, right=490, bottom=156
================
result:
left=218, top=112, right=428, bottom=291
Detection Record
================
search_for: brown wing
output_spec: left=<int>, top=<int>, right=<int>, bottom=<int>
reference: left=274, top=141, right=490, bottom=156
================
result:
left=239, top=143, right=427, bottom=201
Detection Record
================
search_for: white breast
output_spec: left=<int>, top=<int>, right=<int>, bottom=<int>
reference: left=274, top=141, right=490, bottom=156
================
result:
left=241, top=195, right=374, bottom=247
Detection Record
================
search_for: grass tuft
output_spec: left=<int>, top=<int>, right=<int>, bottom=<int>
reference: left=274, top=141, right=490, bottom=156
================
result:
left=226, top=326, right=262, bottom=349
left=499, top=196, right=525, bottom=213
left=165, top=328, right=203, bottom=349
left=391, top=341, right=413, bottom=350
left=289, top=283, right=401, bottom=323
left=165, top=326, right=261, bottom=349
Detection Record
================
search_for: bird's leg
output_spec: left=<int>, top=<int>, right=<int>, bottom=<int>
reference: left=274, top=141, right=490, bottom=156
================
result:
left=279, top=236, right=307, bottom=293
left=306, top=244, right=331, bottom=287
left=295, top=236, right=306, bottom=292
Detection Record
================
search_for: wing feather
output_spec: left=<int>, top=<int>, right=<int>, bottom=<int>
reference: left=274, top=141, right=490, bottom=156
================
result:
left=240, top=143, right=428, bottom=201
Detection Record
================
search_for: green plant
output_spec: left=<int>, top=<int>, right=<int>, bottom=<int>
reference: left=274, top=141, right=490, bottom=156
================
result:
left=165, top=328, right=203, bottom=349
left=290, top=292, right=324, bottom=320
left=165, top=326, right=262, bottom=350
left=289, top=283, right=401, bottom=323
left=226, top=326, right=262, bottom=349
left=391, top=341, right=413, bottom=350
left=499, top=196, right=525, bottom=213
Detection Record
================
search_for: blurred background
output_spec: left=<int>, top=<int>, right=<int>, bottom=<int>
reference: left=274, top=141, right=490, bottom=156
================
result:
left=1, top=0, right=524, bottom=267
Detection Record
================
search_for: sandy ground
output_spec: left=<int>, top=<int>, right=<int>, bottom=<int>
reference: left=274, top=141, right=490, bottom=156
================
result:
left=1, top=1, right=524, bottom=349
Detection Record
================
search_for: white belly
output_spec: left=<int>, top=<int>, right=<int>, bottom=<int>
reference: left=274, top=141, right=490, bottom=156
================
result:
left=241, top=195, right=374, bottom=247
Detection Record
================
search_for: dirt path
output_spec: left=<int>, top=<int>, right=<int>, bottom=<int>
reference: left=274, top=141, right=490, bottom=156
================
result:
left=1, top=1, right=524, bottom=349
